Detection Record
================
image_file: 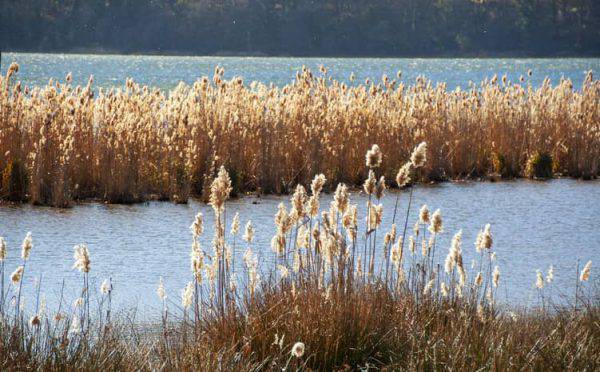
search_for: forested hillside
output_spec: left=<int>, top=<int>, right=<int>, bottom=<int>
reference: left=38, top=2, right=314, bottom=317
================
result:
left=1, top=0, right=598, bottom=56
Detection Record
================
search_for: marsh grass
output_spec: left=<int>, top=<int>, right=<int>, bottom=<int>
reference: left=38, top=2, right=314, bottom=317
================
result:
left=1, top=64, right=599, bottom=206
left=0, top=143, right=598, bottom=371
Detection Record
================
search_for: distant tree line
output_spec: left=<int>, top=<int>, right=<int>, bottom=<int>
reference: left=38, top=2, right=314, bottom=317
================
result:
left=1, top=0, right=598, bottom=56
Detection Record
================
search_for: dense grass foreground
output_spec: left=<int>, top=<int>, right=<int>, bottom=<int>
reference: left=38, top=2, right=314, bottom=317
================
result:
left=0, top=143, right=597, bottom=370
left=1, top=63, right=599, bottom=206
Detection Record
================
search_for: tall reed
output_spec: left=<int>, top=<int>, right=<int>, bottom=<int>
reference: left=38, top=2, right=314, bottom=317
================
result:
left=1, top=64, right=598, bottom=206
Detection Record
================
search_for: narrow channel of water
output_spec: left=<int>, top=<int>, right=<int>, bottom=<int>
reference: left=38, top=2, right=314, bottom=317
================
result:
left=1, top=179, right=598, bottom=318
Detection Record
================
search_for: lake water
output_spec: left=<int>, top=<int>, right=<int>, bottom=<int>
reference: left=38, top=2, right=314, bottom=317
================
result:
left=1, top=53, right=599, bottom=90
left=1, top=179, right=598, bottom=318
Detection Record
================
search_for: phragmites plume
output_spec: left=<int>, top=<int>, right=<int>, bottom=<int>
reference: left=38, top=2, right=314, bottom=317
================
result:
left=395, top=161, right=412, bottom=188
left=368, top=204, right=383, bottom=230
left=308, top=174, right=326, bottom=217
left=290, top=185, right=307, bottom=220
left=475, top=271, right=483, bottom=287
left=181, top=281, right=194, bottom=309
left=275, top=203, right=292, bottom=235
left=546, top=265, right=554, bottom=283
left=278, top=264, right=289, bottom=280
left=445, top=230, right=466, bottom=286
left=190, top=212, right=204, bottom=237
left=274, top=202, right=292, bottom=234
left=291, top=342, right=306, bottom=358
left=21, top=232, right=33, bottom=260
left=100, top=279, right=112, bottom=295
left=11, top=266, right=24, bottom=284
left=423, top=279, right=435, bottom=295
left=479, top=224, right=493, bottom=251
left=231, top=212, right=240, bottom=236
left=535, top=270, right=544, bottom=289
left=428, top=209, right=443, bottom=234
left=493, top=266, right=500, bottom=288
left=7, top=62, right=19, bottom=78
left=70, top=317, right=81, bottom=335
left=333, top=183, right=349, bottom=213
left=410, top=142, right=427, bottom=168
left=243, top=220, right=254, bottom=243
left=310, top=173, right=326, bottom=196
left=580, top=260, right=592, bottom=282
left=419, top=204, right=430, bottom=224
left=72, top=244, right=91, bottom=273
left=209, top=166, right=232, bottom=213
left=157, top=276, right=166, bottom=300
left=440, top=282, right=449, bottom=297
left=363, top=170, right=377, bottom=195
left=0, top=237, right=6, bottom=261
left=365, top=144, right=382, bottom=168
left=375, top=176, right=386, bottom=199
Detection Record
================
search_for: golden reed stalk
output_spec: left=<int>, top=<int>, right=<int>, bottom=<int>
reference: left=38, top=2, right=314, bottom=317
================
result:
left=1, top=64, right=598, bottom=206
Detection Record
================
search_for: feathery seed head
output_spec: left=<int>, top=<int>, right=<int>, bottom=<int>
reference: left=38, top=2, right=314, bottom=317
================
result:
left=428, top=209, right=443, bottom=234
left=11, top=266, right=24, bottom=284
left=21, top=232, right=33, bottom=260
left=580, top=260, right=592, bottom=282
left=243, top=220, right=255, bottom=243
left=410, top=142, right=427, bottom=168
left=363, top=170, right=377, bottom=195
left=419, top=205, right=430, bottom=224
left=365, top=144, right=382, bottom=168
left=209, top=166, right=232, bottom=213
left=72, top=244, right=91, bottom=273
left=0, top=237, right=6, bottom=261
left=395, top=161, right=412, bottom=187
left=100, top=279, right=112, bottom=295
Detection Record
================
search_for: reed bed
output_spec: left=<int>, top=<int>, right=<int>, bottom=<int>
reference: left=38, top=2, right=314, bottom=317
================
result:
left=1, top=63, right=599, bottom=206
left=0, top=143, right=598, bottom=370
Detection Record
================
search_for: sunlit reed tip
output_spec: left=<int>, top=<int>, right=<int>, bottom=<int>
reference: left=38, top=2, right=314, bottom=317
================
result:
left=428, top=209, right=443, bottom=234
left=231, top=212, right=240, bottom=236
left=190, top=212, right=204, bottom=237
left=580, top=260, right=592, bottom=282
left=493, top=266, right=500, bottom=288
left=419, top=205, right=430, bottom=224
left=11, top=266, right=24, bottom=284
left=410, top=142, right=427, bottom=168
left=181, top=281, right=194, bottom=309
left=209, top=166, right=232, bottom=213
left=365, top=144, right=382, bottom=169
left=0, top=237, right=6, bottom=261
left=395, top=161, right=412, bottom=188
left=243, top=220, right=254, bottom=243
left=72, top=244, right=91, bottom=273
left=546, top=265, right=554, bottom=283
left=21, top=232, right=33, bottom=260
left=535, top=269, right=544, bottom=289
left=100, top=279, right=112, bottom=295
left=157, top=276, right=166, bottom=301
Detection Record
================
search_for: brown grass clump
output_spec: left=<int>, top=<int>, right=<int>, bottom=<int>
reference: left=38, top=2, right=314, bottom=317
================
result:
left=1, top=65, right=599, bottom=206
left=0, top=143, right=598, bottom=370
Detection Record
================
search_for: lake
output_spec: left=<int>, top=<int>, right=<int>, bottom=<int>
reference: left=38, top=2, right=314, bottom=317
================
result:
left=1, top=179, right=598, bottom=318
left=1, top=53, right=599, bottom=90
